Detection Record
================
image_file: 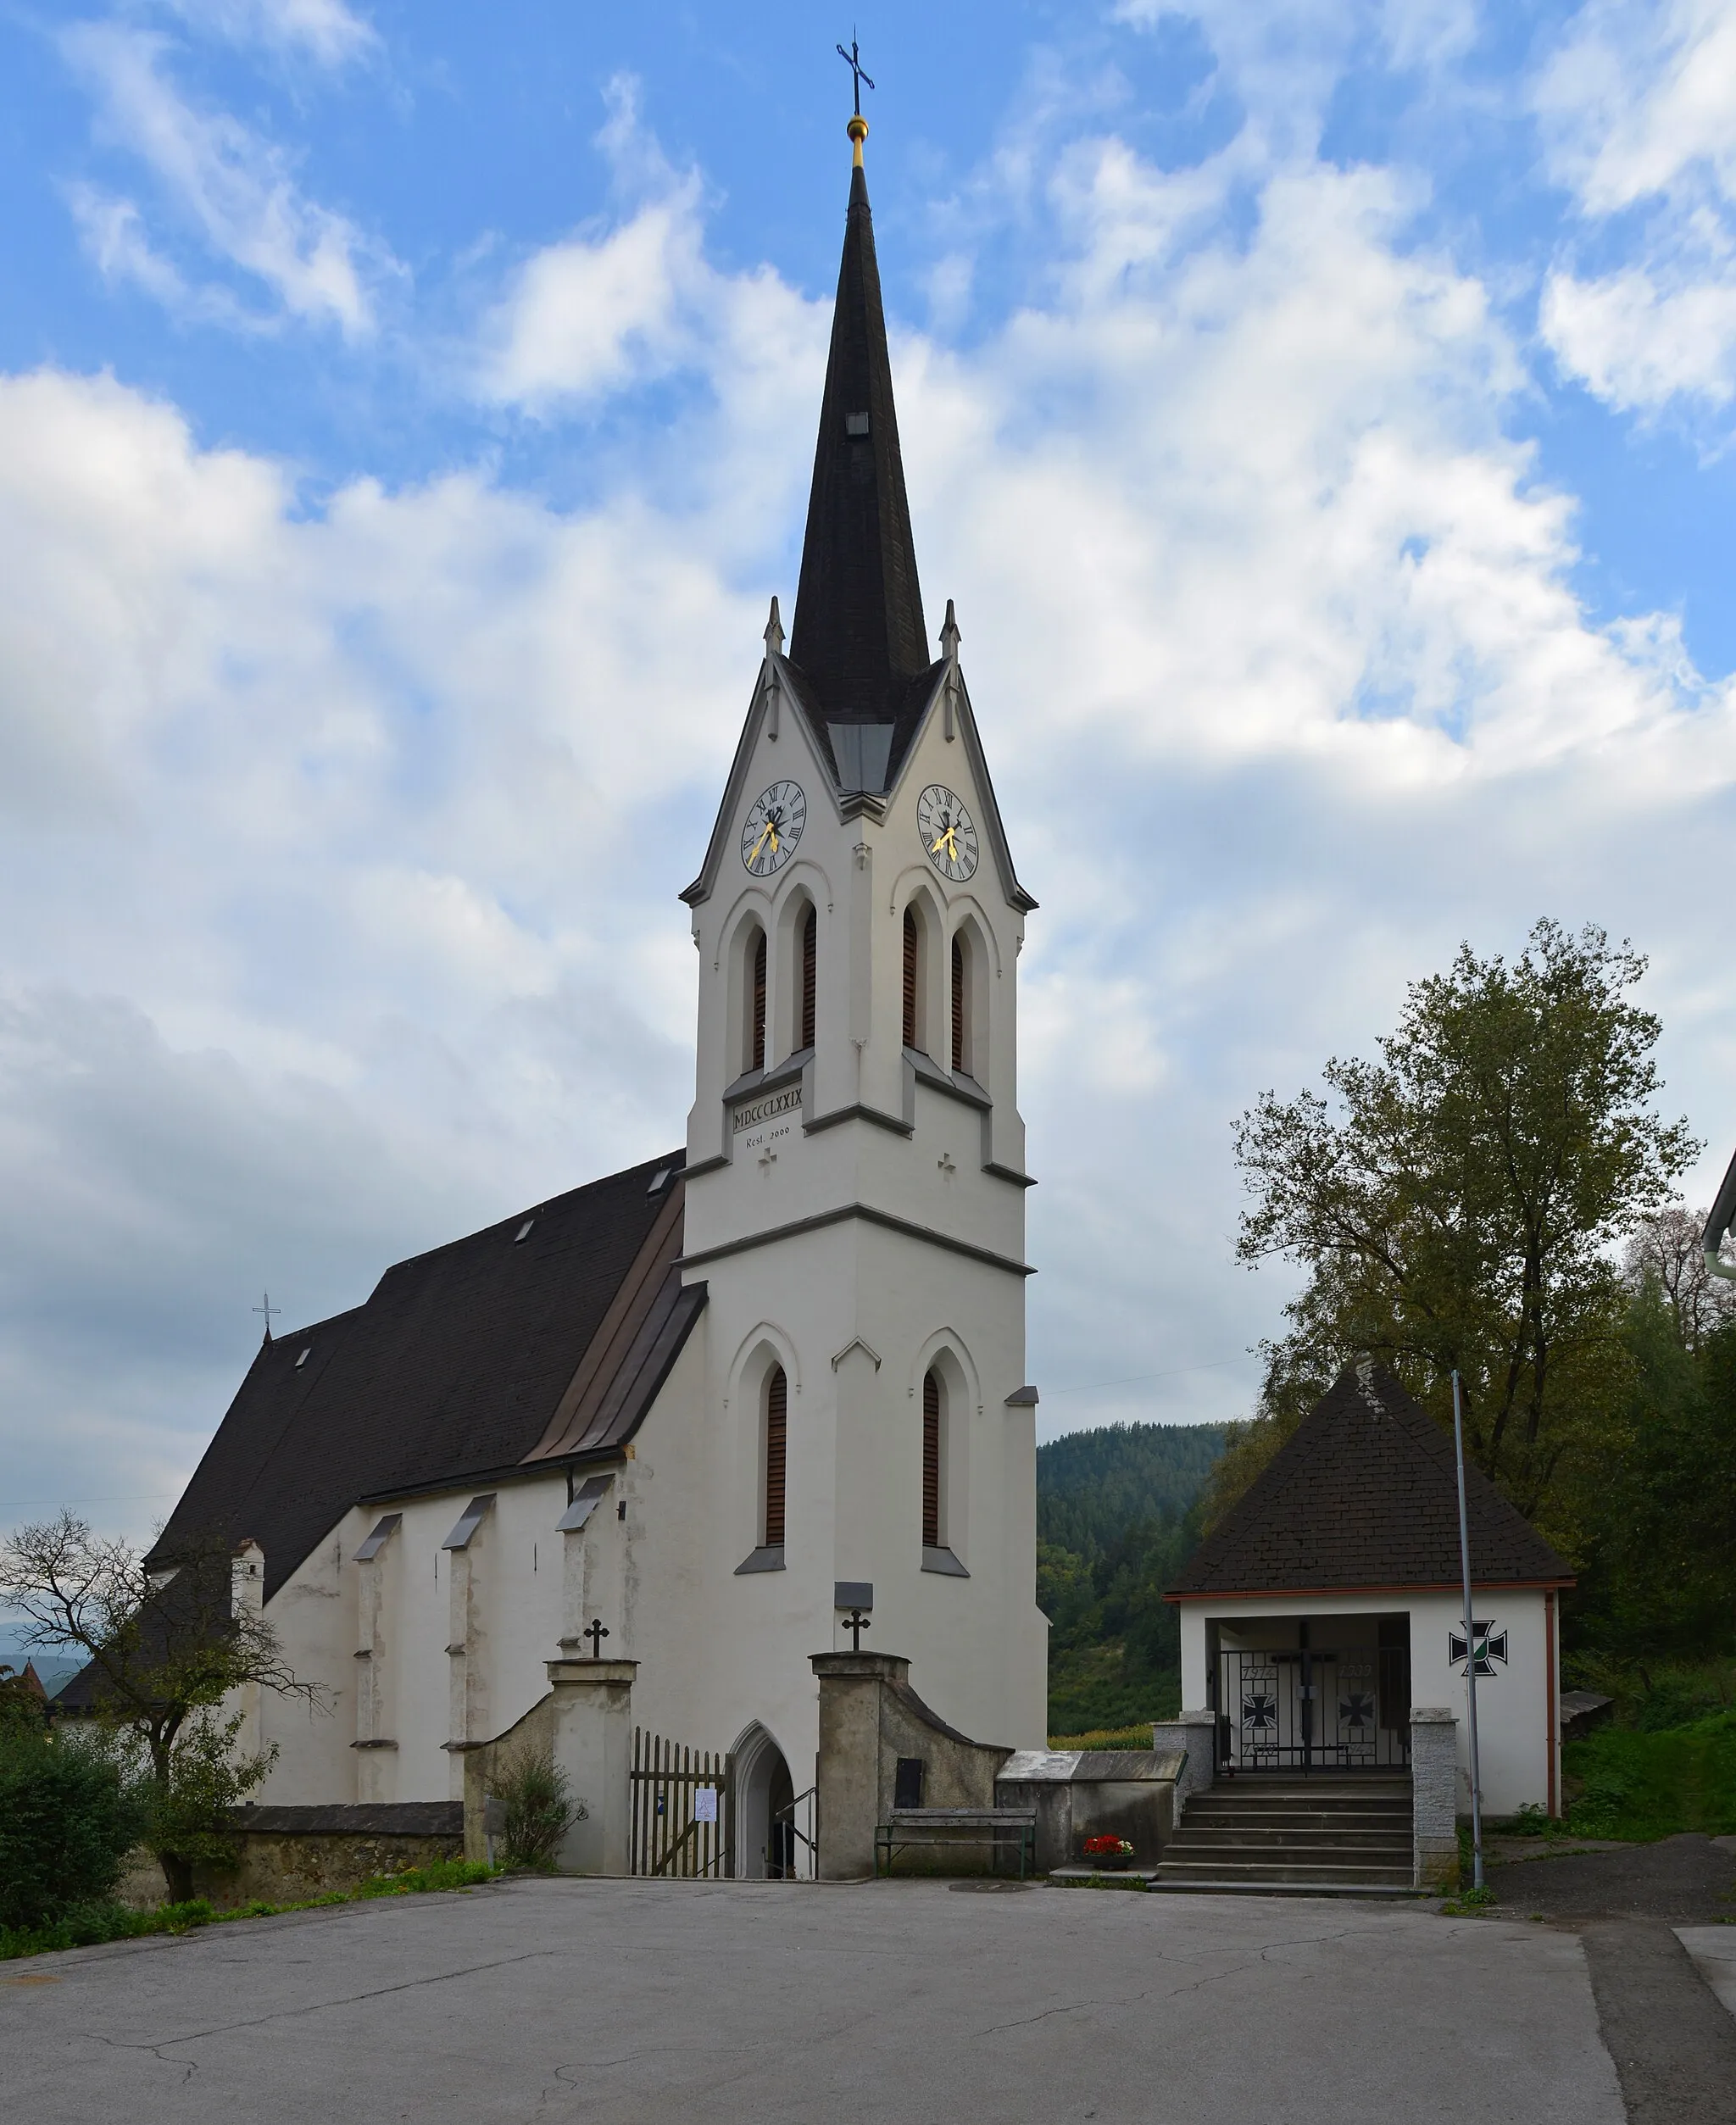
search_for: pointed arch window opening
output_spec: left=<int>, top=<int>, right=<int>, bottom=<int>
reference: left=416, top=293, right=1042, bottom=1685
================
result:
left=750, top=926, right=767, bottom=1075
left=902, top=905, right=920, bottom=1051
left=763, top=1365, right=787, bottom=1549
left=799, top=904, right=817, bottom=1054
left=922, top=1369, right=943, bottom=1549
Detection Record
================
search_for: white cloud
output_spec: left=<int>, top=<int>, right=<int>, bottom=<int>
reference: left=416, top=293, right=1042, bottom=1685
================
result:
left=61, top=19, right=393, bottom=335
left=1536, top=0, right=1736, bottom=215
left=7, top=81, right=1736, bottom=1534
left=1536, top=0, right=1736, bottom=412
left=155, top=0, right=379, bottom=69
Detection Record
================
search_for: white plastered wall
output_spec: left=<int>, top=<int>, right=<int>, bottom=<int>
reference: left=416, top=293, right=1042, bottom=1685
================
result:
left=681, top=654, right=1046, bottom=1765
left=1177, top=1587, right=1561, bottom=1817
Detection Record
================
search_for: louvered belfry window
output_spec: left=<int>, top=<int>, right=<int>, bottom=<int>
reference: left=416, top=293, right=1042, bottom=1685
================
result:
left=765, top=1366, right=787, bottom=1548
left=902, top=906, right=919, bottom=1049
left=800, top=906, right=817, bottom=1052
left=751, top=928, right=767, bottom=1072
left=922, top=1371, right=941, bottom=1549
left=951, top=934, right=965, bottom=1074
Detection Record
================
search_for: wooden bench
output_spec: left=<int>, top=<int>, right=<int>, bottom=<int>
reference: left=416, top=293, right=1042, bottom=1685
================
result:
left=874, top=1808, right=1038, bottom=1879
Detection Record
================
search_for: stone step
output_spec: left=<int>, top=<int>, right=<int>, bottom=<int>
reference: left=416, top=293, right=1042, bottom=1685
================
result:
left=1155, top=1858, right=1415, bottom=1887
left=1146, top=1878, right=1427, bottom=1900
left=1183, top=1805, right=1412, bottom=1825
left=1172, top=1827, right=1419, bottom=1844
left=1215, top=1776, right=1419, bottom=1793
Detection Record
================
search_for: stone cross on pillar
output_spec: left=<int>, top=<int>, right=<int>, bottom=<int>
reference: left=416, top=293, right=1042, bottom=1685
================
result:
left=583, top=1617, right=610, bottom=1659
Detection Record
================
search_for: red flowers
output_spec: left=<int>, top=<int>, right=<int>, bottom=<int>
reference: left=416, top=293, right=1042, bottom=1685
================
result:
left=1082, top=1834, right=1135, bottom=1858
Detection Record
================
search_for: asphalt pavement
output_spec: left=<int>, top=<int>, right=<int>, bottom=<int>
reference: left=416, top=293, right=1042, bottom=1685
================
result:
left=3, top=1877, right=1625, bottom=2125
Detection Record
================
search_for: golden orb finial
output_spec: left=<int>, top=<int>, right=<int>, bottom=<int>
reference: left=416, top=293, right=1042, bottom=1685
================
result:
left=848, top=114, right=868, bottom=167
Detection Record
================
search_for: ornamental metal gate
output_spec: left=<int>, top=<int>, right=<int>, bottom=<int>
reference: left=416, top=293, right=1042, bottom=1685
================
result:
left=1217, top=1642, right=1410, bottom=1772
left=629, top=1729, right=735, bottom=1877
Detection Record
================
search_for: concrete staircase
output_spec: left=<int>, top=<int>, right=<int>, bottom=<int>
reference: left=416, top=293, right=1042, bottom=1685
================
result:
left=1152, top=1774, right=1416, bottom=1895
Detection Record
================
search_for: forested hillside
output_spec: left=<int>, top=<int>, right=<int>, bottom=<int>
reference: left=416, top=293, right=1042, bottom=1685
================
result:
left=1036, top=1421, right=1225, bottom=1739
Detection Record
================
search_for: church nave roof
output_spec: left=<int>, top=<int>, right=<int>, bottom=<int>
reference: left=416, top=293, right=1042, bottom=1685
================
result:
left=150, top=1152, right=700, bottom=1600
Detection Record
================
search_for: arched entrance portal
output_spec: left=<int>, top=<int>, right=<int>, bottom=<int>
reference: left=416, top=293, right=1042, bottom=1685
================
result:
left=732, top=1723, right=801, bottom=1878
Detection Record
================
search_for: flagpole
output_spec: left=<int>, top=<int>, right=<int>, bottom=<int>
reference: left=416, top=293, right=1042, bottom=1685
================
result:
left=1452, top=1370, right=1484, bottom=1892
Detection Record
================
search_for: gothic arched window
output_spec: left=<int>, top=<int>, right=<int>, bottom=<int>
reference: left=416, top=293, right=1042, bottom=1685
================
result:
left=903, top=905, right=920, bottom=1050
left=750, top=926, right=767, bottom=1073
left=764, top=1365, right=787, bottom=1549
left=799, top=904, right=816, bottom=1052
left=922, top=1369, right=943, bottom=1549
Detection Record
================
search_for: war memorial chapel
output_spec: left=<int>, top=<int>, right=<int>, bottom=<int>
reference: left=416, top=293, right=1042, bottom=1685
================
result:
left=142, top=118, right=1572, bottom=1892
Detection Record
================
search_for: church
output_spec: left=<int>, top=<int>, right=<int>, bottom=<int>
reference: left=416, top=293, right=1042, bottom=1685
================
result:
left=148, top=114, right=1049, bottom=1877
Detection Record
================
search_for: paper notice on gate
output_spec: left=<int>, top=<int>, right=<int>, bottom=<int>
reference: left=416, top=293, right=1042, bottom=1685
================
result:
left=694, top=1786, right=719, bottom=1822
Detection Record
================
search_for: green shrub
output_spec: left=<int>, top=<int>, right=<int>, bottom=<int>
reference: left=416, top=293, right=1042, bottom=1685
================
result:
left=354, top=1859, right=494, bottom=1897
left=0, top=1729, right=146, bottom=1930
left=1561, top=1708, right=1736, bottom=1839
left=489, top=1743, right=579, bottom=1871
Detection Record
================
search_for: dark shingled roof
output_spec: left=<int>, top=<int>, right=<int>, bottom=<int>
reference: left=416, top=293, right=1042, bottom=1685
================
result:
left=148, top=1152, right=702, bottom=1603
left=789, top=158, right=929, bottom=727
left=1168, top=1361, right=1572, bottom=1598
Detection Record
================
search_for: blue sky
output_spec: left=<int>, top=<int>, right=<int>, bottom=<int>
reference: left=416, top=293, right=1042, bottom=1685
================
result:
left=3, top=0, right=1736, bottom=1551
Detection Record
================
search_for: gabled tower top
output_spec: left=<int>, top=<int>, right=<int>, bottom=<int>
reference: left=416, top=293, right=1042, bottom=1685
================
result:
left=788, top=103, right=929, bottom=725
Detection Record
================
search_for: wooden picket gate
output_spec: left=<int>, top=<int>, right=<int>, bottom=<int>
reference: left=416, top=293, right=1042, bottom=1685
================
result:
left=630, top=1728, right=735, bottom=1877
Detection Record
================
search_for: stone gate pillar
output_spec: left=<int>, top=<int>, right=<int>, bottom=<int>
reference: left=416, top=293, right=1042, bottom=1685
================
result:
left=1149, top=1711, right=1217, bottom=1817
left=546, top=1657, right=637, bottom=1875
left=1410, top=1707, right=1459, bottom=1890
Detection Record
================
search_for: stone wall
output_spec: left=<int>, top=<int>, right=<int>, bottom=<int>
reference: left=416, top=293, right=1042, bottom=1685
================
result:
left=996, top=1750, right=1183, bottom=1872
left=1410, top=1708, right=1459, bottom=1891
left=812, top=1651, right=1012, bottom=1878
left=114, top=1804, right=465, bottom=1911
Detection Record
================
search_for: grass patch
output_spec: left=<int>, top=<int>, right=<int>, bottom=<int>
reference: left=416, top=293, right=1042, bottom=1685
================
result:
left=0, top=1861, right=498, bottom=1961
left=1047, top=1723, right=1159, bottom=1751
left=1558, top=1708, right=1736, bottom=1840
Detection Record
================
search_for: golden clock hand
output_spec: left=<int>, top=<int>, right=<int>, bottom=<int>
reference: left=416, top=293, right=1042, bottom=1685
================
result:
left=748, top=821, right=775, bottom=865
left=929, top=829, right=950, bottom=855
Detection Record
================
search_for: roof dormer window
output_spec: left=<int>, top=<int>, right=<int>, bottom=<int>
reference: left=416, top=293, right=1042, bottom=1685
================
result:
left=845, top=410, right=870, bottom=436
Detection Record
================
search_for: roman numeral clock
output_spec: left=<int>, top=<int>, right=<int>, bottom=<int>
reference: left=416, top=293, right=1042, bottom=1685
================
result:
left=742, top=782, right=806, bottom=876
left=918, top=784, right=978, bottom=882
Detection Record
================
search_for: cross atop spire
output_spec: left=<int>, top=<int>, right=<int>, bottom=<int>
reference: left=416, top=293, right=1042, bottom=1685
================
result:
left=788, top=107, right=929, bottom=725
left=836, top=33, right=874, bottom=120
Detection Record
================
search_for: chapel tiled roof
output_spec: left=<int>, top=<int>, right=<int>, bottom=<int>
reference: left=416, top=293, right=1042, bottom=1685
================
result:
left=144, top=1152, right=701, bottom=1603
left=1167, top=1360, right=1572, bottom=1598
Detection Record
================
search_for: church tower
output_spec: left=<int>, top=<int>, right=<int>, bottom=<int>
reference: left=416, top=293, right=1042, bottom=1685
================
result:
left=678, top=114, right=1047, bottom=1757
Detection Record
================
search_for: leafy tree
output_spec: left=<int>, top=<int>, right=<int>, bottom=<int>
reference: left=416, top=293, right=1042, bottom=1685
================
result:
left=0, top=1514, right=327, bottom=1902
left=1566, top=1232, right=1736, bottom=1666
left=1622, top=1203, right=1736, bottom=1355
left=0, top=1725, right=146, bottom=1931
left=1226, top=921, right=1695, bottom=1543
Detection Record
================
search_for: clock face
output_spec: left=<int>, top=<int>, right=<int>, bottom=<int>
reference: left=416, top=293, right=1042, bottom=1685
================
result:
left=741, top=781, right=806, bottom=877
left=917, top=784, right=979, bottom=882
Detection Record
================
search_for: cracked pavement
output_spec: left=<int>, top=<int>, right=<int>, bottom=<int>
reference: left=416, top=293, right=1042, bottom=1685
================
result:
left=2, top=1878, right=1625, bottom=2123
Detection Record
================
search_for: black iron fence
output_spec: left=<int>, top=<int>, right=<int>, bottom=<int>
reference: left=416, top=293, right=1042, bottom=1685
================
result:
left=1217, top=1644, right=1410, bottom=1772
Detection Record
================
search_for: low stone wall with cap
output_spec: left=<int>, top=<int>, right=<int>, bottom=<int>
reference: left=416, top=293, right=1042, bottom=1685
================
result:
left=996, top=1750, right=1183, bottom=1872
left=1410, top=1709, right=1459, bottom=1891
left=115, top=1804, right=466, bottom=1911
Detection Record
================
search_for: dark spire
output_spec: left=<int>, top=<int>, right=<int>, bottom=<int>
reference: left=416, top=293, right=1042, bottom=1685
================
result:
left=790, top=124, right=928, bottom=721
